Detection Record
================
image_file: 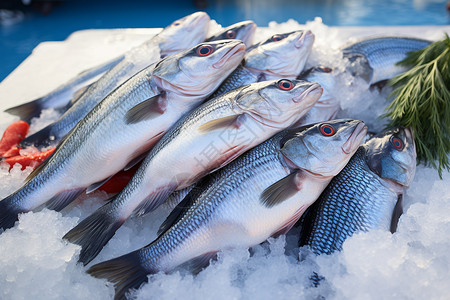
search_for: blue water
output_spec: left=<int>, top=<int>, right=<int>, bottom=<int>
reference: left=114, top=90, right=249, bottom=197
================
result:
left=0, top=0, right=448, bottom=82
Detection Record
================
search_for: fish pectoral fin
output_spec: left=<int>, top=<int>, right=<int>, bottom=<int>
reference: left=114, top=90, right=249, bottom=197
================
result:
left=178, top=251, right=218, bottom=275
left=260, top=171, right=303, bottom=208
left=86, top=176, right=114, bottom=194
left=46, top=188, right=84, bottom=211
left=125, top=92, right=167, bottom=125
left=390, top=194, right=403, bottom=233
left=197, top=113, right=247, bottom=133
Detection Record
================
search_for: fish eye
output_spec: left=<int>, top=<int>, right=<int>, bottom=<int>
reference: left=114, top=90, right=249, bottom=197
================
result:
left=390, top=136, right=404, bottom=151
left=173, top=21, right=181, bottom=26
left=272, top=34, right=284, bottom=42
left=278, top=79, right=294, bottom=91
left=226, top=30, right=236, bottom=39
left=320, top=124, right=336, bottom=136
left=197, top=45, right=214, bottom=56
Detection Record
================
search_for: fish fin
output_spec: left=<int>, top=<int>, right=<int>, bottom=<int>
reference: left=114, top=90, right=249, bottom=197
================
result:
left=63, top=199, right=125, bottom=265
left=179, top=251, right=218, bottom=275
left=19, top=125, right=58, bottom=150
left=272, top=205, right=306, bottom=237
left=124, top=153, right=147, bottom=171
left=71, top=82, right=93, bottom=100
left=4, top=97, right=46, bottom=123
left=197, top=114, right=246, bottom=133
left=208, top=145, right=247, bottom=174
left=260, top=171, right=303, bottom=208
left=45, top=188, right=84, bottom=211
left=125, top=93, right=167, bottom=125
left=390, top=194, right=403, bottom=233
left=133, top=186, right=176, bottom=216
left=87, top=249, right=154, bottom=300
left=0, top=196, right=23, bottom=231
left=125, top=131, right=165, bottom=171
left=157, top=186, right=201, bottom=236
left=86, top=176, right=114, bottom=194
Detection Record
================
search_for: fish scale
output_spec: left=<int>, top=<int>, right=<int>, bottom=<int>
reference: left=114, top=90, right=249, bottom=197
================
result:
left=299, top=147, right=399, bottom=255
left=211, top=65, right=257, bottom=97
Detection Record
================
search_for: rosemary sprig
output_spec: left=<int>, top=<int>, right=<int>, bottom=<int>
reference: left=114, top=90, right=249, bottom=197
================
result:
left=385, top=34, right=450, bottom=177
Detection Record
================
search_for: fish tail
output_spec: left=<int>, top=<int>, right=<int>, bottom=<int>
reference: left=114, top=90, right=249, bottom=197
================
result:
left=0, top=196, right=24, bottom=232
left=63, top=200, right=124, bottom=265
left=4, top=97, right=46, bottom=123
left=88, top=250, right=155, bottom=300
left=19, top=124, right=58, bottom=149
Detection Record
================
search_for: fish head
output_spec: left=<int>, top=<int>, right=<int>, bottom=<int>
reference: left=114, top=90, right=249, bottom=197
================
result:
left=206, top=20, right=257, bottom=47
left=244, top=30, right=315, bottom=78
left=157, top=12, right=211, bottom=57
left=297, top=66, right=340, bottom=124
left=234, top=79, right=322, bottom=129
left=280, top=119, right=367, bottom=177
left=365, top=127, right=417, bottom=187
left=153, top=40, right=246, bottom=97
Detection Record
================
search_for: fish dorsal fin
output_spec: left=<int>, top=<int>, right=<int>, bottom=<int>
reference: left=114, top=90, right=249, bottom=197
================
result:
left=86, top=175, right=114, bottom=194
left=260, top=171, right=303, bottom=208
left=197, top=114, right=246, bottom=133
left=157, top=185, right=200, bottom=236
left=390, top=194, right=403, bottom=233
left=133, top=183, right=177, bottom=217
left=125, top=92, right=167, bottom=124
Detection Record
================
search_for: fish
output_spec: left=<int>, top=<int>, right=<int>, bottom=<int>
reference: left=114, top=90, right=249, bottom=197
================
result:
left=211, top=29, right=315, bottom=97
left=87, top=119, right=367, bottom=300
left=298, top=127, right=416, bottom=255
left=296, top=66, right=340, bottom=125
left=3, top=55, right=124, bottom=123
left=63, top=78, right=323, bottom=265
left=342, top=36, right=431, bottom=84
left=19, top=12, right=211, bottom=149
left=0, top=39, right=246, bottom=233
left=205, top=20, right=257, bottom=47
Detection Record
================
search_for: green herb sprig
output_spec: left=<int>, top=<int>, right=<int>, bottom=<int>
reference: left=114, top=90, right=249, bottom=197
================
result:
left=385, top=34, right=450, bottom=177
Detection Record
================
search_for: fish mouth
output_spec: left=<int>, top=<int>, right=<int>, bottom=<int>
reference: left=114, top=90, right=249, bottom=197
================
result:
left=341, top=122, right=368, bottom=154
left=295, top=30, right=314, bottom=48
left=293, top=83, right=322, bottom=104
left=213, top=43, right=246, bottom=69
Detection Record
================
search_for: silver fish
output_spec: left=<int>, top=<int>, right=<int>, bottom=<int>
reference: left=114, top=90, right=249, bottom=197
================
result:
left=299, top=127, right=416, bottom=256
left=0, top=40, right=246, bottom=233
left=3, top=55, right=124, bottom=122
left=87, top=119, right=367, bottom=300
left=64, top=78, right=323, bottom=265
left=205, top=20, right=257, bottom=47
left=342, top=36, right=431, bottom=84
left=19, top=12, right=211, bottom=149
left=212, top=30, right=315, bottom=97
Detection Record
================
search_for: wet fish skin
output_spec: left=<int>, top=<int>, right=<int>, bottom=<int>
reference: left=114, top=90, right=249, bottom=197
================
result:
left=19, top=12, right=211, bottom=149
left=87, top=119, right=367, bottom=300
left=205, top=20, right=257, bottom=47
left=0, top=39, right=245, bottom=232
left=299, top=127, right=417, bottom=256
left=63, top=78, right=322, bottom=265
left=212, top=30, right=315, bottom=97
left=342, top=36, right=431, bottom=84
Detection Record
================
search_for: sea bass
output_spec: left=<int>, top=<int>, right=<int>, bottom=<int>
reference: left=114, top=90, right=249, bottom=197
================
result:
left=205, top=20, right=257, bottom=47
left=342, top=36, right=431, bottom=84
left=299, top=127, right=416, bottom=256
left=19, top=12, right=211, bottom=149
left=64, top=79, right=323, bottom=265
left=87, top=119, right=367, bottom=300
left=0, top=39, right=246, bottom=232
left=212, top=30, right=315, bottom=97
